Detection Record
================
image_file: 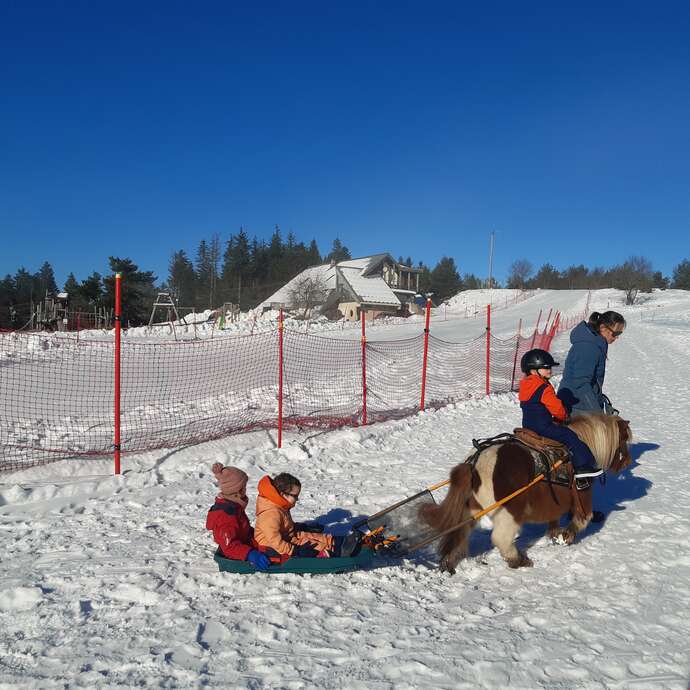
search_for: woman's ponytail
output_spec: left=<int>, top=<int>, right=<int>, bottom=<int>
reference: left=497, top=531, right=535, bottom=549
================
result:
left=587, top=312, right=602, bottom=329
left=588, top=310, right=626, bottom=332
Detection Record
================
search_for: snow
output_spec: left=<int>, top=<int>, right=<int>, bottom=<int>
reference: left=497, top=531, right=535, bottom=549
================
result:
left=1, top=289, right=690, bottom=688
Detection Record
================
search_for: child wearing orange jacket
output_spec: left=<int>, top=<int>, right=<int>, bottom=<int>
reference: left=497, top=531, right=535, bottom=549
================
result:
left=254, top=473, right=335, bottom=558
left=518, top=348, right=602, bottom=486
left=205, top=463, right=271, bottom=570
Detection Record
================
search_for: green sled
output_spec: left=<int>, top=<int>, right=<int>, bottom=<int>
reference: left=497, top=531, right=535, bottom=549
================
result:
left=214, top=546, right=375, bottom=575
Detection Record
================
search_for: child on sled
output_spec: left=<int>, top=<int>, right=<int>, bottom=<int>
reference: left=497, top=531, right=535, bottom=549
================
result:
left=519, top=349, right=603, bottom=489
left=255, top=473, right=362, bottom=559
left=205, top=463, right=271, bottom=571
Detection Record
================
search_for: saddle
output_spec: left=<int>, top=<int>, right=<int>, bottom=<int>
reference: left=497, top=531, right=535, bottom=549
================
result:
left=511, top=428, right=572, bottom=486
left=468, top=430, right=572, bottom=487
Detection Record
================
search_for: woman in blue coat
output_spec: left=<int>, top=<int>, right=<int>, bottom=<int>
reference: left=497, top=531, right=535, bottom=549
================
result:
left=557, top=311, right=626, bottom=415
left=557, top=310, right=626, bottom=522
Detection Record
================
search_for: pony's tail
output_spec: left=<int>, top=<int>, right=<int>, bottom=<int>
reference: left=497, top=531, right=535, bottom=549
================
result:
left=420, top=463, right=473, bottom=532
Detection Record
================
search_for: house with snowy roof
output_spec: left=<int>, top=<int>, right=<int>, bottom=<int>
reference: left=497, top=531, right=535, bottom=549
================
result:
left=260, top=253, right=422, bottom=320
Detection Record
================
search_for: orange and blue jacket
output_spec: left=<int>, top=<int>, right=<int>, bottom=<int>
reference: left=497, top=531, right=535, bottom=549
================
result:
left=254, top=476, right=333, bottom=557
left=519, top=373, right=567, bottom=433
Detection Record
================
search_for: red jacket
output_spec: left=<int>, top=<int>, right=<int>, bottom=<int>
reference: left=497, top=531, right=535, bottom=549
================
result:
left=205, top=497, right=258, bottom=561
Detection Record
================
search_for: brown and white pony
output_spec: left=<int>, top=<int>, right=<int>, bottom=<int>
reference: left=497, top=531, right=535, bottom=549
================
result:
left=421, top=414, right=632, bottom=571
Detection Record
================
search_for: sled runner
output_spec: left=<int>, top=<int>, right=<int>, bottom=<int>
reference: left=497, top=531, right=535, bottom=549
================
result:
left=214, top=546, right=375, bottom=574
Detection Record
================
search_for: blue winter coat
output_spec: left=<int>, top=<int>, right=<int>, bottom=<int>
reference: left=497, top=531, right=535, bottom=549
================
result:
left=557, top=321, right=608, bottom=413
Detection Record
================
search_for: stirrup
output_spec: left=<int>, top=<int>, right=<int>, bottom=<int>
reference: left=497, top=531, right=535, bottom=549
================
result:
left=575, top=477, right=594, bottom=491
left=574, top=467, right=603, bottom=479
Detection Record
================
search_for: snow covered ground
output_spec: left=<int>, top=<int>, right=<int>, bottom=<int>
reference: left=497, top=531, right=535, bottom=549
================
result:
left=1, top=289, right=689, bottom=689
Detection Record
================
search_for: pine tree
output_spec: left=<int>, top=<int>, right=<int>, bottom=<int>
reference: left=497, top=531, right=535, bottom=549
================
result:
left=0, top=274, right=16, bottom=328
left=307, top=239, right=321, bottom=266
left=80, top=272, right=103, bottom=307
left=268, top=226, right=284, bottom=282
left=671, top=259, right=690, bottom=289
left=35, top=261, right=58, bottom=297
left=103, top=257, right=157, bottom=326
left=461, top=273, right=481, bottom=290
left=222, top=229, right=251, bottom=307
left=195, top=240, right=213, bottom=309
left=527, top=263, right=560, bottom=289
left=168, top=251, right=195, bottom=307
left=429, top=257, right=463, bottom=302
left=652, top=271, right=669, bottom=289
left=325, top=238, right=351, bottom=263
left=208, top=234, right=221, bottom=308
left=63, top=273, right=80, bottom=297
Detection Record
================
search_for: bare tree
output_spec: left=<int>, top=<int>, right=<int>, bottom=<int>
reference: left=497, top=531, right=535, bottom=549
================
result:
left=611, top=255, right=654, bottom=305
left=506, top=259, right=533, bottom=289
left=288, top=274, right=329, bottom=319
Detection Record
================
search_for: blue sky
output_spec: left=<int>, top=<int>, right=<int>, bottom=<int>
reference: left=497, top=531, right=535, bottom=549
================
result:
left=2, top=2, right=689, bottom=287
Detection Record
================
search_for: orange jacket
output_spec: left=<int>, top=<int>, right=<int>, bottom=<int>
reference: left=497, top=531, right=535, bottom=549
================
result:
left=254, top=475, right=333, bottom=556
left=518, top=374, right=567, bottom=422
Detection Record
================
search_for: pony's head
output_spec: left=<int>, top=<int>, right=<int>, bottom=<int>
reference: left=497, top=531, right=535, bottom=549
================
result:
left=568, top=414, right=633, bottom=473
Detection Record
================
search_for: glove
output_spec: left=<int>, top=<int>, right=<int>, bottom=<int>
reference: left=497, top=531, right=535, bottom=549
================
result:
left=292, top=543, right=318, bottom=558
left=246, top=550, right=270, bottom=571
left=316, top=550, right=331, bottom=558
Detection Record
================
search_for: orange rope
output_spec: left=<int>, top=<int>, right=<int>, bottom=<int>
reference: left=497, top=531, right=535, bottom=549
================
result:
left=408, top=460, right=566, bottom=553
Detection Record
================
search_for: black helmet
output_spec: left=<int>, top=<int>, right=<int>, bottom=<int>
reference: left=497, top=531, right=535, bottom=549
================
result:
left=520, top=348, right=559, bottom=374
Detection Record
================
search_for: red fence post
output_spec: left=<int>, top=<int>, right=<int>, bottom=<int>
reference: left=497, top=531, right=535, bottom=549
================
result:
left=420, top=298, right=432, bottom=410
left=114, top=273, right=122, bottom=475
left=485, top=304, right=491, bottom=396
left=549, top=311, right=561, bottom=347
left=278, top=309, right=284, bottom=448
left=361, top=310, right=367, bottom=425
left=543, top=308, right=553, bottom=335
left=530, top=309, right=543, bottom=349
left=511, top=317, right=522, bottom=391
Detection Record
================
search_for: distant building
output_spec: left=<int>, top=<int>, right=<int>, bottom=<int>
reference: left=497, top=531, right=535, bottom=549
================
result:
left=261, top=253, right=422, bottom=320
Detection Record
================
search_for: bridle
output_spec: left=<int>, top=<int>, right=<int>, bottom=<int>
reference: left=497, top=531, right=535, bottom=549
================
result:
left=610, top=419, right=632, bottom=472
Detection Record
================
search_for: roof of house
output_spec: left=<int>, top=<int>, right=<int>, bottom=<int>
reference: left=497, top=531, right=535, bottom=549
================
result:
left=260, top=253, right=407, bottom=310
left=259, top=263, right=336, bottom=308
left=337, top=265, right=400, bottom=306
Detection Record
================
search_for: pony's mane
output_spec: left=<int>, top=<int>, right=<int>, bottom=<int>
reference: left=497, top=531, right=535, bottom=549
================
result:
left=568, top=413, right=621, bottom=470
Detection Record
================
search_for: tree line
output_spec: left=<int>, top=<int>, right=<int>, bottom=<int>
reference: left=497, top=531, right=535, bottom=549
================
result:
left=505, top=257, right=690, bottom=305
left=0, top=225, right=484, bottom=327
left=2, top=229, right=690, bottom=328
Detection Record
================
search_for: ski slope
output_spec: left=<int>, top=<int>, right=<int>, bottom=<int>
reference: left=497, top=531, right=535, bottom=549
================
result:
left=1, top=289, right=689, bottom=689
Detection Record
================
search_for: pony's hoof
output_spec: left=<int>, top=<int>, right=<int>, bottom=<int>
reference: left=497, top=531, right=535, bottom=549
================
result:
left=507, top=552, right=533, bottom=569
left=561, top=530, right=577, bottom=545
left=439, top=559, right=456, bottom=576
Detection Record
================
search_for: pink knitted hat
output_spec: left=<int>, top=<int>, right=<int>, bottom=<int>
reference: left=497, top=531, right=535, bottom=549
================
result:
left=211, top=462, right=248, bottom=498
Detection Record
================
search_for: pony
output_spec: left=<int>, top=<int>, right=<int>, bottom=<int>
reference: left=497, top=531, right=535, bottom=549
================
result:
left=420, top=414, right=632, bottom=572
